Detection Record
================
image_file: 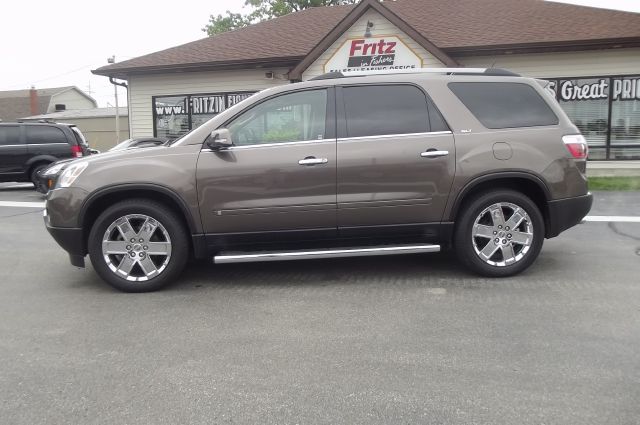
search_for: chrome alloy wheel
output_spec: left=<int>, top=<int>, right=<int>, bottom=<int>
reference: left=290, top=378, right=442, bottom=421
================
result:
left=102, top=214, right=172, bottom=281
left=471, top=202, right=533, bottom=267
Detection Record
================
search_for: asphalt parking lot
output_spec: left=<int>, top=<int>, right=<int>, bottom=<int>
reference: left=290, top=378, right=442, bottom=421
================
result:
left=0, top=184, right=639, bottom=425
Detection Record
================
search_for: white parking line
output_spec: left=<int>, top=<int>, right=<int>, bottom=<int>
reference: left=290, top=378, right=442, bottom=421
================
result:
left=0, top=201, right=45, bottom=208
left=583, top=216, right=640, bottom=223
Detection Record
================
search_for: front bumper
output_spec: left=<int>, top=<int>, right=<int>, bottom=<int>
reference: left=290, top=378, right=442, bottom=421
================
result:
left=546, top=192, right=593, bottom=238
left=44, top=209, right=86, bottom=267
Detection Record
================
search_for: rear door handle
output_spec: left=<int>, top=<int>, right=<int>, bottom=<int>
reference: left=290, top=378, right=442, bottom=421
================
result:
left=420, top=150, right=449, bottom=158
left=298, top=157, right=328, bottom=166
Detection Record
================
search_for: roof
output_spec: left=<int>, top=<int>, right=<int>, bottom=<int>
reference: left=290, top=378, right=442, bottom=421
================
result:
left=93, top=0, right=640, bottom=78
left=21, top=107, right=128, bottom=120
left=0, top=86, right=97, bottom=122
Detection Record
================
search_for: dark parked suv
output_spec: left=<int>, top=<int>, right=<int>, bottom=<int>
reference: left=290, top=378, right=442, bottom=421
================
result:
left=0, top=122, right=91, bottom=187
left=43, top=68, right=592, bottom=292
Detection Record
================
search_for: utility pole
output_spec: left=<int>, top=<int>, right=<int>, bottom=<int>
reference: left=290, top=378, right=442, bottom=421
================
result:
left=107, top=55, right=120, bottom=144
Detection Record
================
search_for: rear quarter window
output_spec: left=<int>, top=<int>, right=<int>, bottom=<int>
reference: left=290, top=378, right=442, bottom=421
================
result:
left=25, top=126, right=68, bottom=144
left=448, top=82, right=559, bottom=129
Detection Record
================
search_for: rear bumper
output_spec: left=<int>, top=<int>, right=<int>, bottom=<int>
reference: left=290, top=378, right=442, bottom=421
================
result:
left=44, top=211, right=86, bottom=267
left=546, top=192, right=593, bottom=238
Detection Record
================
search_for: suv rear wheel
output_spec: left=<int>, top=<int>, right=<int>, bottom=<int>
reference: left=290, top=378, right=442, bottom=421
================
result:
left=88, top=199, right=189, bottom=292
left=454, top=190, right=544, bottom=277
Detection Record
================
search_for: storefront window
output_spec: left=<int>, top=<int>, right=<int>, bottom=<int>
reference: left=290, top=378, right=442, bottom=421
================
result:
left=153, top=92, right=255, bottom=139
left=610, top=76, right=640, bottom=159
left=554, top=78, right=609, bottom=148
left=154, top=95, right=189, bottom=139
left=547, top=75, right=640, bottom=160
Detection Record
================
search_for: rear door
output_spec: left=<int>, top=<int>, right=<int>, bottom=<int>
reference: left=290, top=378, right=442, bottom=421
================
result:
left=196, top=87, right=337, bottom=236
left=0, top=125, right=27, bottom=179
left=336, top=84, right=456, bottom=231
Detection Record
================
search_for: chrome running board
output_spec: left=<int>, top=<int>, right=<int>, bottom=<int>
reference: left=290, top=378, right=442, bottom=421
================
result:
left=214, top=244, right=440, bottom=264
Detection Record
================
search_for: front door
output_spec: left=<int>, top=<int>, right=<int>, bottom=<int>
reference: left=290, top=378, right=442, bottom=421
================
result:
left=196, top=88, right=337, bottom=236
left=336, top=84, right=456, bottom=230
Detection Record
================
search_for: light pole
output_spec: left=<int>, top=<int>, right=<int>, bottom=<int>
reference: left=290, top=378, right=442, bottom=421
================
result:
left=107, top=55, right=120, bottom=144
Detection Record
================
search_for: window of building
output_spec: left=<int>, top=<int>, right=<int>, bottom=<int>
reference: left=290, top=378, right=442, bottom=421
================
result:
left=546, top=75, right=640, bottom=160
left=610, top=76, right=640, bottom=159
left=25, top=126, right=67, bottom=144
left=153, top=92, right=255, bottom=139
left=227, top=90, right=327, bottom=146
left=0, top=126, right=20, bottom=146
left=343, top=85, right=430, bottom=138
left=448, top=82, right=559, bottom=129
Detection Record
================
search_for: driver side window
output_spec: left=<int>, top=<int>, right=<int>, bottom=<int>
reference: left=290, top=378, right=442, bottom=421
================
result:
left=227, top=89, right=327, bottom=146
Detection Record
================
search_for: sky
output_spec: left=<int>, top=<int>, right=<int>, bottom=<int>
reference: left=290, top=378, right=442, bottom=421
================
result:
left=1, top=0, right=638, bottom=108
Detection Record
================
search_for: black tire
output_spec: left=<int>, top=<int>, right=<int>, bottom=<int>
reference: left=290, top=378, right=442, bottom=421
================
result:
left=88, top=199, right=189, bottom=292
left=30, top=163, right=49, bottom=190
left=454, top=190, right=545, bottom=277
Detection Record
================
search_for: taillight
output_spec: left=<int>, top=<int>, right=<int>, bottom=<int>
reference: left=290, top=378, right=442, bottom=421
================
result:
left=71, top=145, right=83, bottom=158
left=562, top=134, right=588, bottom=159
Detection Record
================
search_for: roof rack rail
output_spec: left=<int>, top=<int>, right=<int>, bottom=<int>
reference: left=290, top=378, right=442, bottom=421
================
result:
left=310, top=68, right=521, bottom=80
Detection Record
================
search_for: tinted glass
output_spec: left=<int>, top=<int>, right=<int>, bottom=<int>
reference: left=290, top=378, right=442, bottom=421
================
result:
left=228, top=90, right=327, bottom=146
left=25, top=126, right=67, bottom=144
left=449, top=82, right=559, bottom=129
left=343, top=85, right=429, bottom=137
left=0, top=126, right=20, bottom=146
left=427, top=97, right=449, bottom=132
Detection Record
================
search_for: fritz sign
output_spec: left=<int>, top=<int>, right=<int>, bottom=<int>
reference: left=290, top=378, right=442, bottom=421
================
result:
left=324, top=36, right=422, bottom=73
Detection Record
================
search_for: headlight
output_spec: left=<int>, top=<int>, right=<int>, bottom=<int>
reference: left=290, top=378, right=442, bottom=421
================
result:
left=58, top=162, right=88, bottom=188
left=42, top=162, right=67, bottom=176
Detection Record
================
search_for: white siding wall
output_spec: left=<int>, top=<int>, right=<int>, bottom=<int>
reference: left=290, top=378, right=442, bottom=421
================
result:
left=49, top=89, right=96, bottom=112
left=459, top=48, right=640, bottom=78
left=301, top=9, right=445, bottom=80
left=128, top=69, right=290, bottom=138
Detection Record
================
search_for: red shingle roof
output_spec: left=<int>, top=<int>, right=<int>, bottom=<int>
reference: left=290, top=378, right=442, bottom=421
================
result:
left=93, top=0, right=640, bottom=76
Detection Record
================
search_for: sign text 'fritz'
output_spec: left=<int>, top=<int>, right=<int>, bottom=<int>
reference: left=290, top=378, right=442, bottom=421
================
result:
left=324, top=36, right=422, bottom=74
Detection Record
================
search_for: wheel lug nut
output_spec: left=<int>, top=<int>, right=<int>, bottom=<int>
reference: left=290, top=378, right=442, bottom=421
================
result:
left=505, top=226, right=510, bottom=231
left=502, top=239, right=507, bottom=244
left=143, top=245, right=148, bottom=250
left=129, top=252, right=135, bottom=257
left=494, top=238, right=499, bottom=243
left=139, top=238, right=144, bottom=243
left=493, top=231, right=497, bottom=235
left=130, top=238, right=135, bottom=243
left=139, top=252, right=145, bottom=257
left=507, top=234, right=512, bottom=239
left=126, top=245, right=131, bottom=250
left=498, top=225, right=503, bottom=229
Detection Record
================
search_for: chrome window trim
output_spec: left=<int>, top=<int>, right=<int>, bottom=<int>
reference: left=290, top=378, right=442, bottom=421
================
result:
left=25, top=142, right=69, bottom=146
left=201, top=138, right=335, bottom=152
left=0, top=144, right=26, bottom=148
left=337, top=131, right=452, bottom=142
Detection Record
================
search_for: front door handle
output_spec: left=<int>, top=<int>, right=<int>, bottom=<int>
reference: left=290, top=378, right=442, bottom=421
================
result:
left=420, top=149, right=449, bottom=158
left=298, top=157, right=328, bottom=166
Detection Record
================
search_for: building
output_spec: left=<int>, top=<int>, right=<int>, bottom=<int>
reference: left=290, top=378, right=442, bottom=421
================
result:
left=93, top=0, right=640, bottom=160
left=0, top=86, right=97, bottom=122
left=21, top=107, right=129, bottom=152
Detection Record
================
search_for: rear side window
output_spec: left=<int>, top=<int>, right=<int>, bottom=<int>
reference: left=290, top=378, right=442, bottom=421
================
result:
left=0, top=126, right=21, bottom=145
left=26, top=126, right=68, bottom=144
left=448, top=82, right=559, bottom=129
left=343, top=85, right=431, bottom=138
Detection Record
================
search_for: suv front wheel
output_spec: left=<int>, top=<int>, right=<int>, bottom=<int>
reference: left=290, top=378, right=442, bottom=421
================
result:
left=88, top=199, right=189, bottom=292
left=454, top=190, right=544, bottom=277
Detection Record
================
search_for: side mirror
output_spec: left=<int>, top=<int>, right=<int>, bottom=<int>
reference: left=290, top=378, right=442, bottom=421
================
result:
left=206, top=129, right=233, bottom=151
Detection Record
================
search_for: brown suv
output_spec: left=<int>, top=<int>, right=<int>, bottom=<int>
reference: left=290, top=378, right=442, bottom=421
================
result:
left=43, top=68, right=592, bottom=292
